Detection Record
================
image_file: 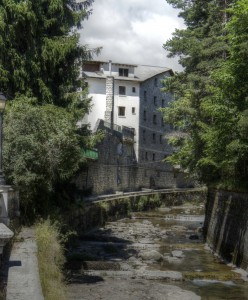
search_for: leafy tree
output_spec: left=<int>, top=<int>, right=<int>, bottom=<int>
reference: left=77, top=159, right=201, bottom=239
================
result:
left=0, top=0, right=101, bottom=217
left=3, top=97, right=86, bottom=216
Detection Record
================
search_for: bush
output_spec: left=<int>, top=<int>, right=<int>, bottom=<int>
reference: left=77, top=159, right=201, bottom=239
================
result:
left=137, top=196, right=149, bottom=211
left=3, top=97, right=82, bottom=219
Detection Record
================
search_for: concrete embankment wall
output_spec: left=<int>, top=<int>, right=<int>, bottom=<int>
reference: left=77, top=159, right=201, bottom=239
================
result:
left=204, top=189, right=248, bottom=272
left=67, top=188, right=207, bottom=234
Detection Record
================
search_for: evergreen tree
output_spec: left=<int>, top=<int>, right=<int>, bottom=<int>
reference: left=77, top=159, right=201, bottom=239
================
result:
left=199, top=0, right=248, bottom=188
left=0, top=0, right=99, bottom=113
left=161, top=0, right=234, bottom=183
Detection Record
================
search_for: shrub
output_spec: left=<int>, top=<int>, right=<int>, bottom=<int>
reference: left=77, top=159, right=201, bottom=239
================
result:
left=35, top=220, right=67, bottom=300
left=137, top=195, right=149, bottom=211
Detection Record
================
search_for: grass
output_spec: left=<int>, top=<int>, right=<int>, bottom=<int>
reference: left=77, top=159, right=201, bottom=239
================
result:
left=35, top=220, right=67, bottom=300
left=184, top=271, right=241, bottom=281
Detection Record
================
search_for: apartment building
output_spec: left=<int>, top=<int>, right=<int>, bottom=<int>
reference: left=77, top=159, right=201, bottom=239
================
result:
left=82, top=60, right=174, bottom=163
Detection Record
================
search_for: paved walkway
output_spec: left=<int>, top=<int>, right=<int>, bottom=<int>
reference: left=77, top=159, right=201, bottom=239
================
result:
left=6, top=227, right=44, bottom=300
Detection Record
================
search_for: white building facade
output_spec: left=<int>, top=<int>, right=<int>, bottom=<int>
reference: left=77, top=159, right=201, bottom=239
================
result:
left=82, top=60, right=173, bottom=163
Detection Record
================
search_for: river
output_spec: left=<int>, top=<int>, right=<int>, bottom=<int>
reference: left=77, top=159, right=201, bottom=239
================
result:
left=66, top=201, right=248, bottom=299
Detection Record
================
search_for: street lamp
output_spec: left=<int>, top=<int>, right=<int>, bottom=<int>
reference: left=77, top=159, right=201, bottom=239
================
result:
left=0, top=92, right=6, bottom=185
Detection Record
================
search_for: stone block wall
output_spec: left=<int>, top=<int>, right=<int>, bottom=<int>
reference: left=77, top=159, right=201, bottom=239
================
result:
left=74, top=126, right=195, bottom=196
left=204, top=189, right=248, bottom=272
left=66, top=188, right=207, bottom=233
left=104, top=76, right=114, bottom=124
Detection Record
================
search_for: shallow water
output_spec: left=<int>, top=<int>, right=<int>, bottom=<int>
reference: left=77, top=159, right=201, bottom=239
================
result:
left=123, top=207, right=248, bottom=299
left=67, top=203, right=248, bottom=300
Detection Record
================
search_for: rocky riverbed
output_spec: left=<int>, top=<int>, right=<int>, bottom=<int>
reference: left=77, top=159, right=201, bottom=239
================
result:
left=66, top=203, right=248, bottom=300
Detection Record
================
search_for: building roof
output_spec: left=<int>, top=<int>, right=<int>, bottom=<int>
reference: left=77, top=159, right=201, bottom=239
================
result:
left=135, top=65, right=173, bottom=81
left=82, top=61, right=173, bottom=82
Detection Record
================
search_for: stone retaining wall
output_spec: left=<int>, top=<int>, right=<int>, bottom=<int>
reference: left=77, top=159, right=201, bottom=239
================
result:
left=67, top=188, right=207, bottom=234
left=204, top=189, right=248, bottom=272
left=74, top=126, right=196, bottom=196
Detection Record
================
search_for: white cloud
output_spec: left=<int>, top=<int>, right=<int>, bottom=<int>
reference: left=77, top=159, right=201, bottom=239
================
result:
left=80, top=0, right=185, bottom=71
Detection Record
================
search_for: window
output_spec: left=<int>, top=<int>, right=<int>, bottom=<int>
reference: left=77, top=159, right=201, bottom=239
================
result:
left=154, top=78, right=158, bottom=87
left=153, top=114, right=157, bottom=124
left=132, top=87, right=136, bottom=93
left=118, top=106, right=126, bottom=117
left=154, top=96, right=157, bottom=106
left=152, top=153, right=156, bottom=161
left=143, top=129, right=146, bottom=142
left=145, top=152, right=148, bottom=160
left=162, top=99, right=165, bottom=108
left=119, top=68, right=129, bottom=77
left=143, top=110, right=147, bottom=121
left=144, top=91, right=147, bottom=101
left=132, top=107, right=136, bottom=114
left=160, top=135, right=163, bottom=144
left=161, top=117, right=164, bottom=127
left=119, top=86, right=126, bottom=95
left=152, top=133, right=156, bottom=143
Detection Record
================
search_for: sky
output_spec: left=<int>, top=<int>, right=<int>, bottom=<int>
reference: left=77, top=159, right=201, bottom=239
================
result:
left=80, top=0, right=185, bottom=71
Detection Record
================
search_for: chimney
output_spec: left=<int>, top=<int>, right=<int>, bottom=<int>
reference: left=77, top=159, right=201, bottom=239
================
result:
left=105, top=61, right=114, bottom=126
left=109, top=60, right=112, bottom=76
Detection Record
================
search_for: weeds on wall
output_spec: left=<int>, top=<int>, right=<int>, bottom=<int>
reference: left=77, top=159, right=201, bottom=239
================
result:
left=35, top=220, right=67, bottom=300
left=137, top=196, right=149, bottom=211
left=137, top=194, right=161, bottom=211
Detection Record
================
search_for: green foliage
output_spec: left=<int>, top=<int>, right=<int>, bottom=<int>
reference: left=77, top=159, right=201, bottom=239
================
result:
left=3, top=96, right=89, bottom=217
left=0, top=0, right=102, bottom=217
left=0, top=0, right=99, bottom=110
left=162, top=0, right=248, bottom=189
left=152, top=193, right=161, bottom=206
left=137, top=194, right=161, bottom=211
left=163, top=0, right=231, bottom=172
left=137, top=195, right=149, bottom=211
left=35, top=219, right=67, bottom=300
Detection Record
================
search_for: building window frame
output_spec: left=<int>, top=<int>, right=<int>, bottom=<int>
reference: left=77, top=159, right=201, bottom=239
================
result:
left=132, top=107, right=136, bottom=115
left=153, top=114, right=157, bottom=124
left=162, top=99, right=165, bottom=108
left=143, top=110, right=147, bottom=121
left=144, top=91, right=147, bottom=101
left=154, top=96, right=157, bottom=106
left=132, top=87, right=136, bottom=93
left=119, top=68, right=129, bottom=77
left=152, top=133, right=156, bottom=143
left=119, top=86, right=126, bottom=95
left=143, top=129, right=146, bottom=142
left=161, top=117, right=164, bottom=127
left=145, top=152, right=148, bottom=161
left=118, top=106, right=126, bottom=117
